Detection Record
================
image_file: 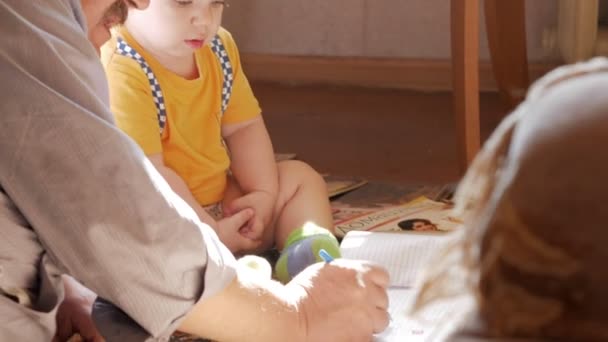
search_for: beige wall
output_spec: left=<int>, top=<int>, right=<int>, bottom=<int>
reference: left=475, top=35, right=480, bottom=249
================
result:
left=223, top=0, right=558, bottom=61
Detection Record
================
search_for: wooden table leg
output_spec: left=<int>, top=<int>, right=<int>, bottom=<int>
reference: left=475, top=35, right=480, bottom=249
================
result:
left=451, top=0, right=481, bottom=173
left=484, top=0, right=529, bottom=109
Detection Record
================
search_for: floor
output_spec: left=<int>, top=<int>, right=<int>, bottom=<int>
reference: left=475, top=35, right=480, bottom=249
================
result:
left=253, top=82, right=509, bottom=184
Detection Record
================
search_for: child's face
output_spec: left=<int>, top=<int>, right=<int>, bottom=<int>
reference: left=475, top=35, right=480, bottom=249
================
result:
left=132, top=0, right=226, bottom=56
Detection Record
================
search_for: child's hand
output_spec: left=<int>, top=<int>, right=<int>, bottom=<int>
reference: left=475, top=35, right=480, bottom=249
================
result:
left=216, top=208, right=262, bottom=253
left=225, top=191, right=275, bottom=241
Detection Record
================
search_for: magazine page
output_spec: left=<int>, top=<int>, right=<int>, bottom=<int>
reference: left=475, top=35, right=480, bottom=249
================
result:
left=274, top=153, right=297, bottom=162
left=332, top=206, right=378, bottom=222
left=334, top=196, right=461, bottom=237
left=323, top=175, right=368, bottom=198
left=340, top=230, right=454, bottom=288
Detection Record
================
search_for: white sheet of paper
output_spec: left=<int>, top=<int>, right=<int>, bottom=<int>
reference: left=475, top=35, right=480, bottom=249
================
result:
left=340, top=231, right=454, bottom=288
left=340, top=230, right=470, bottom=341
left=374, top=288, right=472, bottom=341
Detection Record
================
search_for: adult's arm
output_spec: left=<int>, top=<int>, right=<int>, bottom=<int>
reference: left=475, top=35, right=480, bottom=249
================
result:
left=0, top=0, right=236, bottom=338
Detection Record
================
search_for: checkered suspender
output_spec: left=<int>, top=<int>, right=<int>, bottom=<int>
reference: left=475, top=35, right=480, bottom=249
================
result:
left=116, top=37, right=166, bottom=134
left=115, top=36, right=233, bottom=135
left=209, top=37, right=234, bottom=115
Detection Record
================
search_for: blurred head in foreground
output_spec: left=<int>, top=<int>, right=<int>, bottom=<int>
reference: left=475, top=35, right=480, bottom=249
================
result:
left=415, top=58, right=608, bottom=341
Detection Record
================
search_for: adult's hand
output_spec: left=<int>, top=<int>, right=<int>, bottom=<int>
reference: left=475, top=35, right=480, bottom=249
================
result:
left=54, top=276, right=104, bottom=342
left=289, top=259, right=391, bottom=342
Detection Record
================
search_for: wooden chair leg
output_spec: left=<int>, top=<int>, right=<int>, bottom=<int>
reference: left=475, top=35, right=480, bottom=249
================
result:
left=557, top=0, right=599, bottom=63
left=484, top=0, right=529, bottom=109
left=451, top=0, right=481, bottom=173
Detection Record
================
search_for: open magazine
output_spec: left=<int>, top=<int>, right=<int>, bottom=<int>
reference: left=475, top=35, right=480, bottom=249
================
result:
left=274, top=152, right=297, bottom=162
left=323, top=175, right=368, bottom=198
left=332, top=196, right=462, bottom=238
left=273, top=156, right=368, bottom=199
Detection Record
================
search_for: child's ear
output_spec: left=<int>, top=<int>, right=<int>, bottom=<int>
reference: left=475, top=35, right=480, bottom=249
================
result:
left=128, top=0, right=150, bottom=10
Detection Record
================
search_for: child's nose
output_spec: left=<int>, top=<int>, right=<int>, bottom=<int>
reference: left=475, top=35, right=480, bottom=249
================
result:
left=191, top=5, right=213, bottom=28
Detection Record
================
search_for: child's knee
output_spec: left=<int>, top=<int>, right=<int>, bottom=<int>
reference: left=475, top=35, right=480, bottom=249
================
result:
left=278, top=160, right=324, bottom=188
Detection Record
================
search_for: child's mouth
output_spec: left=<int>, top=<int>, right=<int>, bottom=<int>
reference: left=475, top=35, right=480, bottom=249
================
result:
left=185, top=39, right=205, bottom=49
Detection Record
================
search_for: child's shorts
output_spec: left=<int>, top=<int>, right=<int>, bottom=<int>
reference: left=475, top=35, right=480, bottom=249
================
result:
left=203, top=202, right=224, bottom=220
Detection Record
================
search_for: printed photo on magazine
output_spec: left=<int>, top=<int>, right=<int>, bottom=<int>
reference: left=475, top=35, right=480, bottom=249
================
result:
left=332, top=196, right=462, bottom=237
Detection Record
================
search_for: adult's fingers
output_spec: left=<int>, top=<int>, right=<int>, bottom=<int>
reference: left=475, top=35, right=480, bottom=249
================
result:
left=368, top=282, right=389, bottom=312
left=362, top=263, right=390, bottom=289
left=363, top=273, right=390, bottom=334
left=371, top=306, right=391, bottom=334
left=79, top=318, right=105, bottom=342
left=54, top=308, right=72, bottom=342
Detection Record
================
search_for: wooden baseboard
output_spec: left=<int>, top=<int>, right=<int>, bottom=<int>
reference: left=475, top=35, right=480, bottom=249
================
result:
left=241, top=54, right=559, bottom=92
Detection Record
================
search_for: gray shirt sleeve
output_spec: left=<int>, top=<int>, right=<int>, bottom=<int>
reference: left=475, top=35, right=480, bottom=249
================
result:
left=0, top=0, right=237, bottom=338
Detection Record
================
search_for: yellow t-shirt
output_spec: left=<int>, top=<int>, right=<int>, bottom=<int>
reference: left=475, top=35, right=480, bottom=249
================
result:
left=101, top=27, right=261, bottom=205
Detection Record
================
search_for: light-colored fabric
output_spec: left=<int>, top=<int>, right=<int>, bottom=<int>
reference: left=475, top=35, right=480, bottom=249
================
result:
left=0, top=0, right=237, bottom=340
left=101, top=27, right=261, bottom=206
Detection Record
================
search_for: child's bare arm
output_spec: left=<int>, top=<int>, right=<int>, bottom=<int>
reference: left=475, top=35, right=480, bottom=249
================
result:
left=223, top=118, right=278, bottom=203
left=223, top=117, right=279, bottom=229
left=148, top=154, right=218, bottom=226
left=147, top=154, right=259, bottom=252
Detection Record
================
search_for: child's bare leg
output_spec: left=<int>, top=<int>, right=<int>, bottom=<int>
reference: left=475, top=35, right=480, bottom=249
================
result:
left=224, top=160, right=332, bottom=251
left=272, top=160, right=334, bottom=251
left=223, top=161, right=339, bottom=282
left=272, top=161, right=340, bottom=283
